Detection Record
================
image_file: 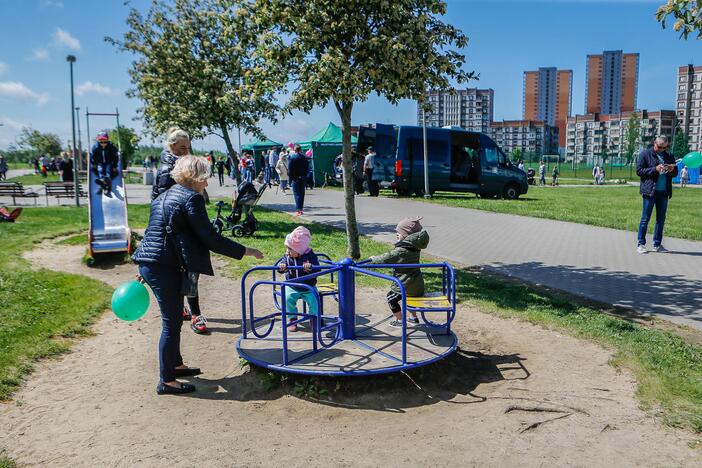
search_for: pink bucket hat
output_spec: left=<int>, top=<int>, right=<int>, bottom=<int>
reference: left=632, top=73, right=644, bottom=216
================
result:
left=285, top=226, right=312, bottom=255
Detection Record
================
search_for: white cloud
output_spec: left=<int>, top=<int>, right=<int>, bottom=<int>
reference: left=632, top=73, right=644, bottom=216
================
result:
left=0, top=81, right=49, bottom=106
left=0, top=116, right=26, bottom=130
left=0, top=61, right=7, bottom=75
left=40, top=0, right=64, bottom=7
left=30, top=48, right=49, bottom=61
left=76, top=81, right=113, bottom=96
left=54, top=27, right=80, bottom=51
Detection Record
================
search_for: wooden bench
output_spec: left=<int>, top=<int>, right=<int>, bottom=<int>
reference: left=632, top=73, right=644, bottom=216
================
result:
left=43, top=181, right=87, bottom=205
left=0, top=182, right=39, bottom=205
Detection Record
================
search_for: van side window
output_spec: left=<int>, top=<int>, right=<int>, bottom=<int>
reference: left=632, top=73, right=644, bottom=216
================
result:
left=497, top=148, right=507, bottom=165
left=484, top=147, right=498, bottom=166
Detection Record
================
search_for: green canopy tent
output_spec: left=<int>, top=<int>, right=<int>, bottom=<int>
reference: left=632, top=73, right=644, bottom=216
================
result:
left=297, top=122, right=357, bottom=185
left=241, top=138, right=283, bottom=174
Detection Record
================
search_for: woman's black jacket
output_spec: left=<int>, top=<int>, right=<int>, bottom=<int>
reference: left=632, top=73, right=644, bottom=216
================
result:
left=133, top=184, right=245, bottom=275
left=151, top=150, right=178, bottom=201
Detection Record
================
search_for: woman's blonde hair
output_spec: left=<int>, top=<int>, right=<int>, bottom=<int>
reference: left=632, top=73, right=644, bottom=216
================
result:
left=171, top=155, right=210, bottom=187
left=164, top=127, right=190, bottom=151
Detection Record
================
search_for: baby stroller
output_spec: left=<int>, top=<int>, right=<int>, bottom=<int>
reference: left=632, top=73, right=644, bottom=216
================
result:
left=211, top=181, right=266, bottom=237
left=526, top=168, right=536, bottom=185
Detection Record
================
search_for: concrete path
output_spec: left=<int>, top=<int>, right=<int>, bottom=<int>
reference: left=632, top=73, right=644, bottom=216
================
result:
left=4, top=180, right=700, bottom=330
left=257, top=187, right=702, bottom=331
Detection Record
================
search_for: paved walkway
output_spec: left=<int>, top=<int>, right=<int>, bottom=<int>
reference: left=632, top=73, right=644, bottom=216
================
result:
left=257, top=187, right=702, bottom=331
left=3, top=180, right=701, bottom=330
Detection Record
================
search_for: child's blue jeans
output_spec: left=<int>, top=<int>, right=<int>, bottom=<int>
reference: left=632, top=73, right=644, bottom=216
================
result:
left=284, top=287, right=318, bottom=320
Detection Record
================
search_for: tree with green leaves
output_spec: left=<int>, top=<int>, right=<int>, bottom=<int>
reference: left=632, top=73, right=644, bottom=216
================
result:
left=624, top=117, right=641, bottom=165
left=248, top=0, right=474, bottom=258
left=16, top=127, right=63, bottom=157
left=671, top=129, right=691, bottom=159
left=510, top=148, right=523, bottom=164
left=109, top=126, right=141, bottom=168
left=106, top=0, right=279, bottom=167
left=656, top=0, right=702, bottom=39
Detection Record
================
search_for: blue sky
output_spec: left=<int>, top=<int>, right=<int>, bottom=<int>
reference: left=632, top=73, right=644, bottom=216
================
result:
left=0, top=0, right=698, bottom=153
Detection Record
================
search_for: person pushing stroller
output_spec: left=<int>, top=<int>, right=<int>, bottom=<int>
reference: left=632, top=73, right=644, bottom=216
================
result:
left=90, top=131, right=120, bottom=195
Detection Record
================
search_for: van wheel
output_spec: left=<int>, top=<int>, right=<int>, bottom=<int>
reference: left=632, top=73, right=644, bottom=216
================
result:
left=503, top=183, right=520, bottom=200
left=395, top=188, right=411, bottom=197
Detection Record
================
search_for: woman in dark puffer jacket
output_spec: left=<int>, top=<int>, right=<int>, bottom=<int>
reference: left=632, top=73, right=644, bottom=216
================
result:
left=151, top=128, right=212, bottom=334
left=133, top=155, right=263, bottom=395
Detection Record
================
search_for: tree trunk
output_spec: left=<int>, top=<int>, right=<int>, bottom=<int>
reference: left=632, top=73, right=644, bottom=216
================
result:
left=220, top=121, right=241, bottom=185
left=336, top=100, right=361, bottom=259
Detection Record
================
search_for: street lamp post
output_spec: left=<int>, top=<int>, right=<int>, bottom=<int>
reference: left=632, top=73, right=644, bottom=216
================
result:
left=67, top=54, right=79, bottom=207
left=422, top=98, right=430, bottom=199
left=75, top=106, right=83, bottom=171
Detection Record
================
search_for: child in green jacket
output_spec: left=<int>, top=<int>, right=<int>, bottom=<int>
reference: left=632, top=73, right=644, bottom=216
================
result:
left=369, top=217, right=429, bottom=327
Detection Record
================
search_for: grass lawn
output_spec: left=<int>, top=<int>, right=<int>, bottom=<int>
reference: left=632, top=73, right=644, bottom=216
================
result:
left=362, top=185, right=702, bottom=241
left=7, top=172, right=67, bottom=186
left=1, top=203, right=700, bottom=435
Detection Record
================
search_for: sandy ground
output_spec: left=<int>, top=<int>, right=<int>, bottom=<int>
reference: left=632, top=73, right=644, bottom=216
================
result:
left=0, top=243, right=699, bottom=467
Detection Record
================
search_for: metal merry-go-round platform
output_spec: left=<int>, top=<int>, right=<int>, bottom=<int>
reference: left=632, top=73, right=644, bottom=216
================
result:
left=236, top=256, right=458, bottom=376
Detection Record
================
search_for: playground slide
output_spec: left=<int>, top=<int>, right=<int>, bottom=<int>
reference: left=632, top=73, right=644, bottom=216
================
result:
left=88, top=164, right=131, bottom=256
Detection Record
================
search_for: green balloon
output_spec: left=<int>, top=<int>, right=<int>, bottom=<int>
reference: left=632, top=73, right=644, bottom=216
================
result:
left=112, top=280, right=150, bottom=321
left=682, top=152, right=702, bottom=169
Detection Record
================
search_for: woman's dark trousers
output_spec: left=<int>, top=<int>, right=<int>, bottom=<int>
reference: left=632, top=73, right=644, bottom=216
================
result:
left=139, top=263, right=184, bottom=383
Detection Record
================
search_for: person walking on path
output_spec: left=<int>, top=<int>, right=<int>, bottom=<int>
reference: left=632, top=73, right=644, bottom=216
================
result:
left=364, top=147, right=379, bottom=197
left=133, top=155, right=263, bottom=395
left=58, top=151, right=74, bottom=182
left=276, top=150, right=289, bottom=193
left=268, top=148, right=279, bottom=186
left=551, top=165, right=559, bottom=186
left=592, top=164, right=600, bottom=185
left=539, top=161, right=546, bottom=186
left=636, top=136, right=678, bottom=254
left=0, top=155, right=7, bottom=181
left=680, top=165, right=689, bottom=188
left=352, top=150, right=365, bottom=195
left=216, top=157, right=225, bottom=186
left=288, top=145, right=309, bottom=216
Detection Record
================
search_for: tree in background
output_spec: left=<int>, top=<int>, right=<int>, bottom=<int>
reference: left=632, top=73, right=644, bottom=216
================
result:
left=249, top=0, right=474, bottom=258
left=624, top=117, right=641, bottom=165
left=671, top=129, right=691, bottom=159
left=108, top=126, right=141, bottom=168
left=656, top=0, right=702, bottom=39
left=510, top=148, right=523, bottom=164
left=16, top=127, right=63, bottom=157
left=106, top=0, right=279, bottom=172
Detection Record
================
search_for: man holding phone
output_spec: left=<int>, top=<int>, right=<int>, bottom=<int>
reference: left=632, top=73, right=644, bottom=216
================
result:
left=636, top=135, right=678, bottom=253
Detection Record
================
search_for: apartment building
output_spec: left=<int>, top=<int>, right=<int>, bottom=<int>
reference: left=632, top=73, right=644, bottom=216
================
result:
left=489, top=120, right=559, bottom=156
left=418, top=88, right=494, bottom=134
left=585, top=50, right=639, bottom=115
left=523, top=67, right=572, bottom=148
left=676, top=64, right=702, bottom=151
left=565, top=110, right=676, bottom=158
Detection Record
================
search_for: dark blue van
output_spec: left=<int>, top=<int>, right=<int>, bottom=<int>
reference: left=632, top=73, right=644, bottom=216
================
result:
left=357, top=123, right=528, bottom=199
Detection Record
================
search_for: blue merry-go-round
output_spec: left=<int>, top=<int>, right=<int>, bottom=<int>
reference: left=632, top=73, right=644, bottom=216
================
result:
left=236, top=255, right=458, bottom=376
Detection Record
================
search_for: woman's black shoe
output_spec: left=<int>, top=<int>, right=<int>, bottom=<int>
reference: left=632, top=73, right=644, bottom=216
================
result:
left=174, top=367, right=201, bottom=377
left=156, top=382, right=196, bottom=395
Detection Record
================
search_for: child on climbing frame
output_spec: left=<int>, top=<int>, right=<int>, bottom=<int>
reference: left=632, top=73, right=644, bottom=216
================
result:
left=278, top=226, right=321, bottom=332
left=369, top=216, right=429, bottom=327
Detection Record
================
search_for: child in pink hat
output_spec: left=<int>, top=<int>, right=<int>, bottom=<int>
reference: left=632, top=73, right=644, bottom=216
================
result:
left=278, top=226, right=320, bottom=332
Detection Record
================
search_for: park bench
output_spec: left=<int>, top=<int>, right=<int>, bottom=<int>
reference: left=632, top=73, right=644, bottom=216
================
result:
left=0, top=181, right=39, bottom=205
left=43, top=181, right=87, bottom=205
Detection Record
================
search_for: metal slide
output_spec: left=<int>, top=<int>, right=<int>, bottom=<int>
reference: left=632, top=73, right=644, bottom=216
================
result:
left=88, top=162, right=131, bottom=256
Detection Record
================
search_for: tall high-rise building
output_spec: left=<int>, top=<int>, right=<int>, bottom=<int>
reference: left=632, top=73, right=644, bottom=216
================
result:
left=418, top=88, right=494, bottom=133
left=676, top=64, right=702, bottom=151
left=585, top=50, right=639, bottom=115
left=523, top=67, right=572, bottom=148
